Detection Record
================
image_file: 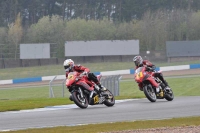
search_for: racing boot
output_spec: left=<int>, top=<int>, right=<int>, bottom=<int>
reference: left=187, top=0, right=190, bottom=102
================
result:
left=98, top=84, right=107, bottom=96
left=98, top=84, right=106, bottom=92
left=163, top=80, right=171, bottom=91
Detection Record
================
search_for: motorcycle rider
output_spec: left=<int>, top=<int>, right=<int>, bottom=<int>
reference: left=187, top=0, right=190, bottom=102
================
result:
left=133, top=55, right=170, bottom=93
left=63, top=59, right=105, bottom=93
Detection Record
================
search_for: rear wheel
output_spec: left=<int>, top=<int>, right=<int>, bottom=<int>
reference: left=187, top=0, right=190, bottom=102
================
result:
left=72, top=91, right=88, bottom=109
left=165, top=89, right=174, bottom=101
left=143, top=85, right=157, bottom=102
left=103, top=90, right=115, bottom=107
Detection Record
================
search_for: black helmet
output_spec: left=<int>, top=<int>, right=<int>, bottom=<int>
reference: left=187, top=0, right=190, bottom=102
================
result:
left=133, top=55, right=143, bottom=67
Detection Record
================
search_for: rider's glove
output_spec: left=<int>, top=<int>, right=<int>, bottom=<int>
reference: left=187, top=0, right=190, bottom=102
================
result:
left=146, top=67, right=154, bottom=72
left=146, top=67, right=151, bottom=71
left=83, top=71, right=88, bottom=75
left=80, top=71, right=88, bottom=77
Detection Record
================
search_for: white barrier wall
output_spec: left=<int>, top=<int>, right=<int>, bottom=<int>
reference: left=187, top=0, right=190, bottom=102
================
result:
left=0, top=64, right=200, bottom=85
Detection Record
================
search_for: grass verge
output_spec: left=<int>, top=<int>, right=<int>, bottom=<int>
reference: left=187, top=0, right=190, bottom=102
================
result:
left=1, top=116, right=200, bottom=133
left=0, top=98, right=73, bottom=112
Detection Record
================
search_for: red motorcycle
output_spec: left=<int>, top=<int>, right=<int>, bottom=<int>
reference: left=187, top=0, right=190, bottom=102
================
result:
left=134, top=66, right=174, bottom=102
left=66, top=72, right=115, bottom=109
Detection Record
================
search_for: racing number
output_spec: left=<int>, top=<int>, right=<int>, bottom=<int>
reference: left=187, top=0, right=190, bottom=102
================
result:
left=139, top=72, right=143, bottom=78
left=93, top=95, right=99, bottom=104
left=68, top=75, right=74, bottom=80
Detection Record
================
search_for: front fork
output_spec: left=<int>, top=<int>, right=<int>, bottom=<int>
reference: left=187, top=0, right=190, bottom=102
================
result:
left=77, top=88, right=96, bottom=104
left=78, top=87, right=84, bottom=98
left=89, top=91, right=94, bottom=104
left=69, top=87, right=84, bottom=101
left=71, top=87, right=84, bottom=99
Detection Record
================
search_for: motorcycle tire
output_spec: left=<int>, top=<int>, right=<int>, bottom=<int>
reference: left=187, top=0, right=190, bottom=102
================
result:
left=165, top=89, right=174, bottom=101
left=103, top=90, right=115, bottom=107
left=72, top=91, right=88, bottom=109
left=143, top=85, right=157, bottom=102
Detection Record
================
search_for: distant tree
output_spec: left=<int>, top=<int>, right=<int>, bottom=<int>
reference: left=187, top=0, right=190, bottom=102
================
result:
left=188, top=11, right=200, bottom=40
left=0, top=27, right=7, bottom=44
left=26, top=15, right=66, bottom=57
left=8, top=13, right=23, bottom=59
left=65, top=18, right=116, bottom=41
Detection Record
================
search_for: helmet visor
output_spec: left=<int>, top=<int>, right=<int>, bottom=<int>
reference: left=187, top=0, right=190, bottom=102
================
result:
left=134, top=61, right=139, bottom=66
left=64, top=65, right=70, bottom=72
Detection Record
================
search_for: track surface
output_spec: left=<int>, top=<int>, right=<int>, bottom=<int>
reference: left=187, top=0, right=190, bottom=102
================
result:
left=0, top=69, right=200, bottom=131
left=0, top=96, right=200, bottom=131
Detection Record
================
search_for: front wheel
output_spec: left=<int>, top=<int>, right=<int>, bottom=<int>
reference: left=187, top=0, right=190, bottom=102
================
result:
left=72, top=91, right=88, bottom=109
left=143, top=85, right=157, bottom=102
left=103, top=90, right=115, bottom=107
left=165, top=89, right=174, bottom=101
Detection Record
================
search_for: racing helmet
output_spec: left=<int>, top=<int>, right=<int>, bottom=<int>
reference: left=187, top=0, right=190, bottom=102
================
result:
left=133, top=55, right=143, bottom=67
left=63, top=59, right=74, bottom=72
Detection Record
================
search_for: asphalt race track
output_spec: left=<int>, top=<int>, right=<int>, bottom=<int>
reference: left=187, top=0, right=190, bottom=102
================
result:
left=0, top=96, right=200, bottom=131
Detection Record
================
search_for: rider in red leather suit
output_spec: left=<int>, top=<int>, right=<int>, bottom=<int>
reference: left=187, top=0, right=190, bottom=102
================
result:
left=133, top=55, right=170, bottom=93
left=63, top=59, right=104, bottom=90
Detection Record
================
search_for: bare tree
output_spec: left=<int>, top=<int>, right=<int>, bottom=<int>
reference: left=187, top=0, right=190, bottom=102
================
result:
left=8, top=13, right=23, bottom=59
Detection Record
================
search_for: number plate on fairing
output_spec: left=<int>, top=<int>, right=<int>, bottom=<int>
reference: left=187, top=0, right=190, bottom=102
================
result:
left=93, top=95, right=99, bottom=104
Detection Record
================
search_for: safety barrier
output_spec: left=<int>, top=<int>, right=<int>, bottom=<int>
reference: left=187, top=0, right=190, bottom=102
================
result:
left=49, top=76, right=66, bottom=98
left=101, top=75, right=122, bottom=96
left=1, top=63, right=200, bottom=85
left=48, top=75, right=122, bottom=98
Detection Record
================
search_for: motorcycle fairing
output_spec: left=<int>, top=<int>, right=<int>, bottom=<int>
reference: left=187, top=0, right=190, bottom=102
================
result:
left=66, top=72, right=77, bottom=86
left=135, top=67, right=159, bottom=87
left=77, top=81, right=94, bottom=91
left=146, top=76, right=159, bottom=87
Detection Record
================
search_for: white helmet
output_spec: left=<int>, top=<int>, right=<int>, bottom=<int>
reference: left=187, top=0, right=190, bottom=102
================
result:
left=63, top=59, right=74, bottom=72
left=133, top=55, right=143, bottom=67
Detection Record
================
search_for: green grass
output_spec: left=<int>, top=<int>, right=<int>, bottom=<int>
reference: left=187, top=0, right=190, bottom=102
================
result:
left=1, top=116, right=200, bottom=133
left=0, top=86, right=70, bottom=100
left=0, top=76, right=200, bottom=112
left=1, top=60, right=200, bottom=80
left=0, top=98, right=73, bottom=112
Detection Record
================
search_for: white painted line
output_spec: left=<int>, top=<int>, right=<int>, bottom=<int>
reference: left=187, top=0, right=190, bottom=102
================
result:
left=0, top=80, right=13, bottom=85
left=42, top=76, right=55, bottom=81
left=160, top=65, right=189, bottom=71
left=0, top=99, right=139, bottom=114
left=0, top=130, right=11, bottom=132
left=101, top=69, right=130, bottom=76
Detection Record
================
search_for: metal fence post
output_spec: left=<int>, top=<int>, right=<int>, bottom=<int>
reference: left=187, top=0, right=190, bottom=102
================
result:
left=117, top=75, right=122, bottom=96
left=101, top=75, right=122, bottom=96
left=49, top=76, right=57, bottom=98
left=62, top=79, right=66, bottom=97
left=111, top=76, right=115, bottom=95
left=108, top=76, right=112, bottom=94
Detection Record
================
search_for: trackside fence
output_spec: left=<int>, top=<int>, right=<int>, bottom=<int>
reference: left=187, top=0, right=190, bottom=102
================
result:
left=49, top=75, right=122, bottom=98
left=100, top=75, right=122, bottom=96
